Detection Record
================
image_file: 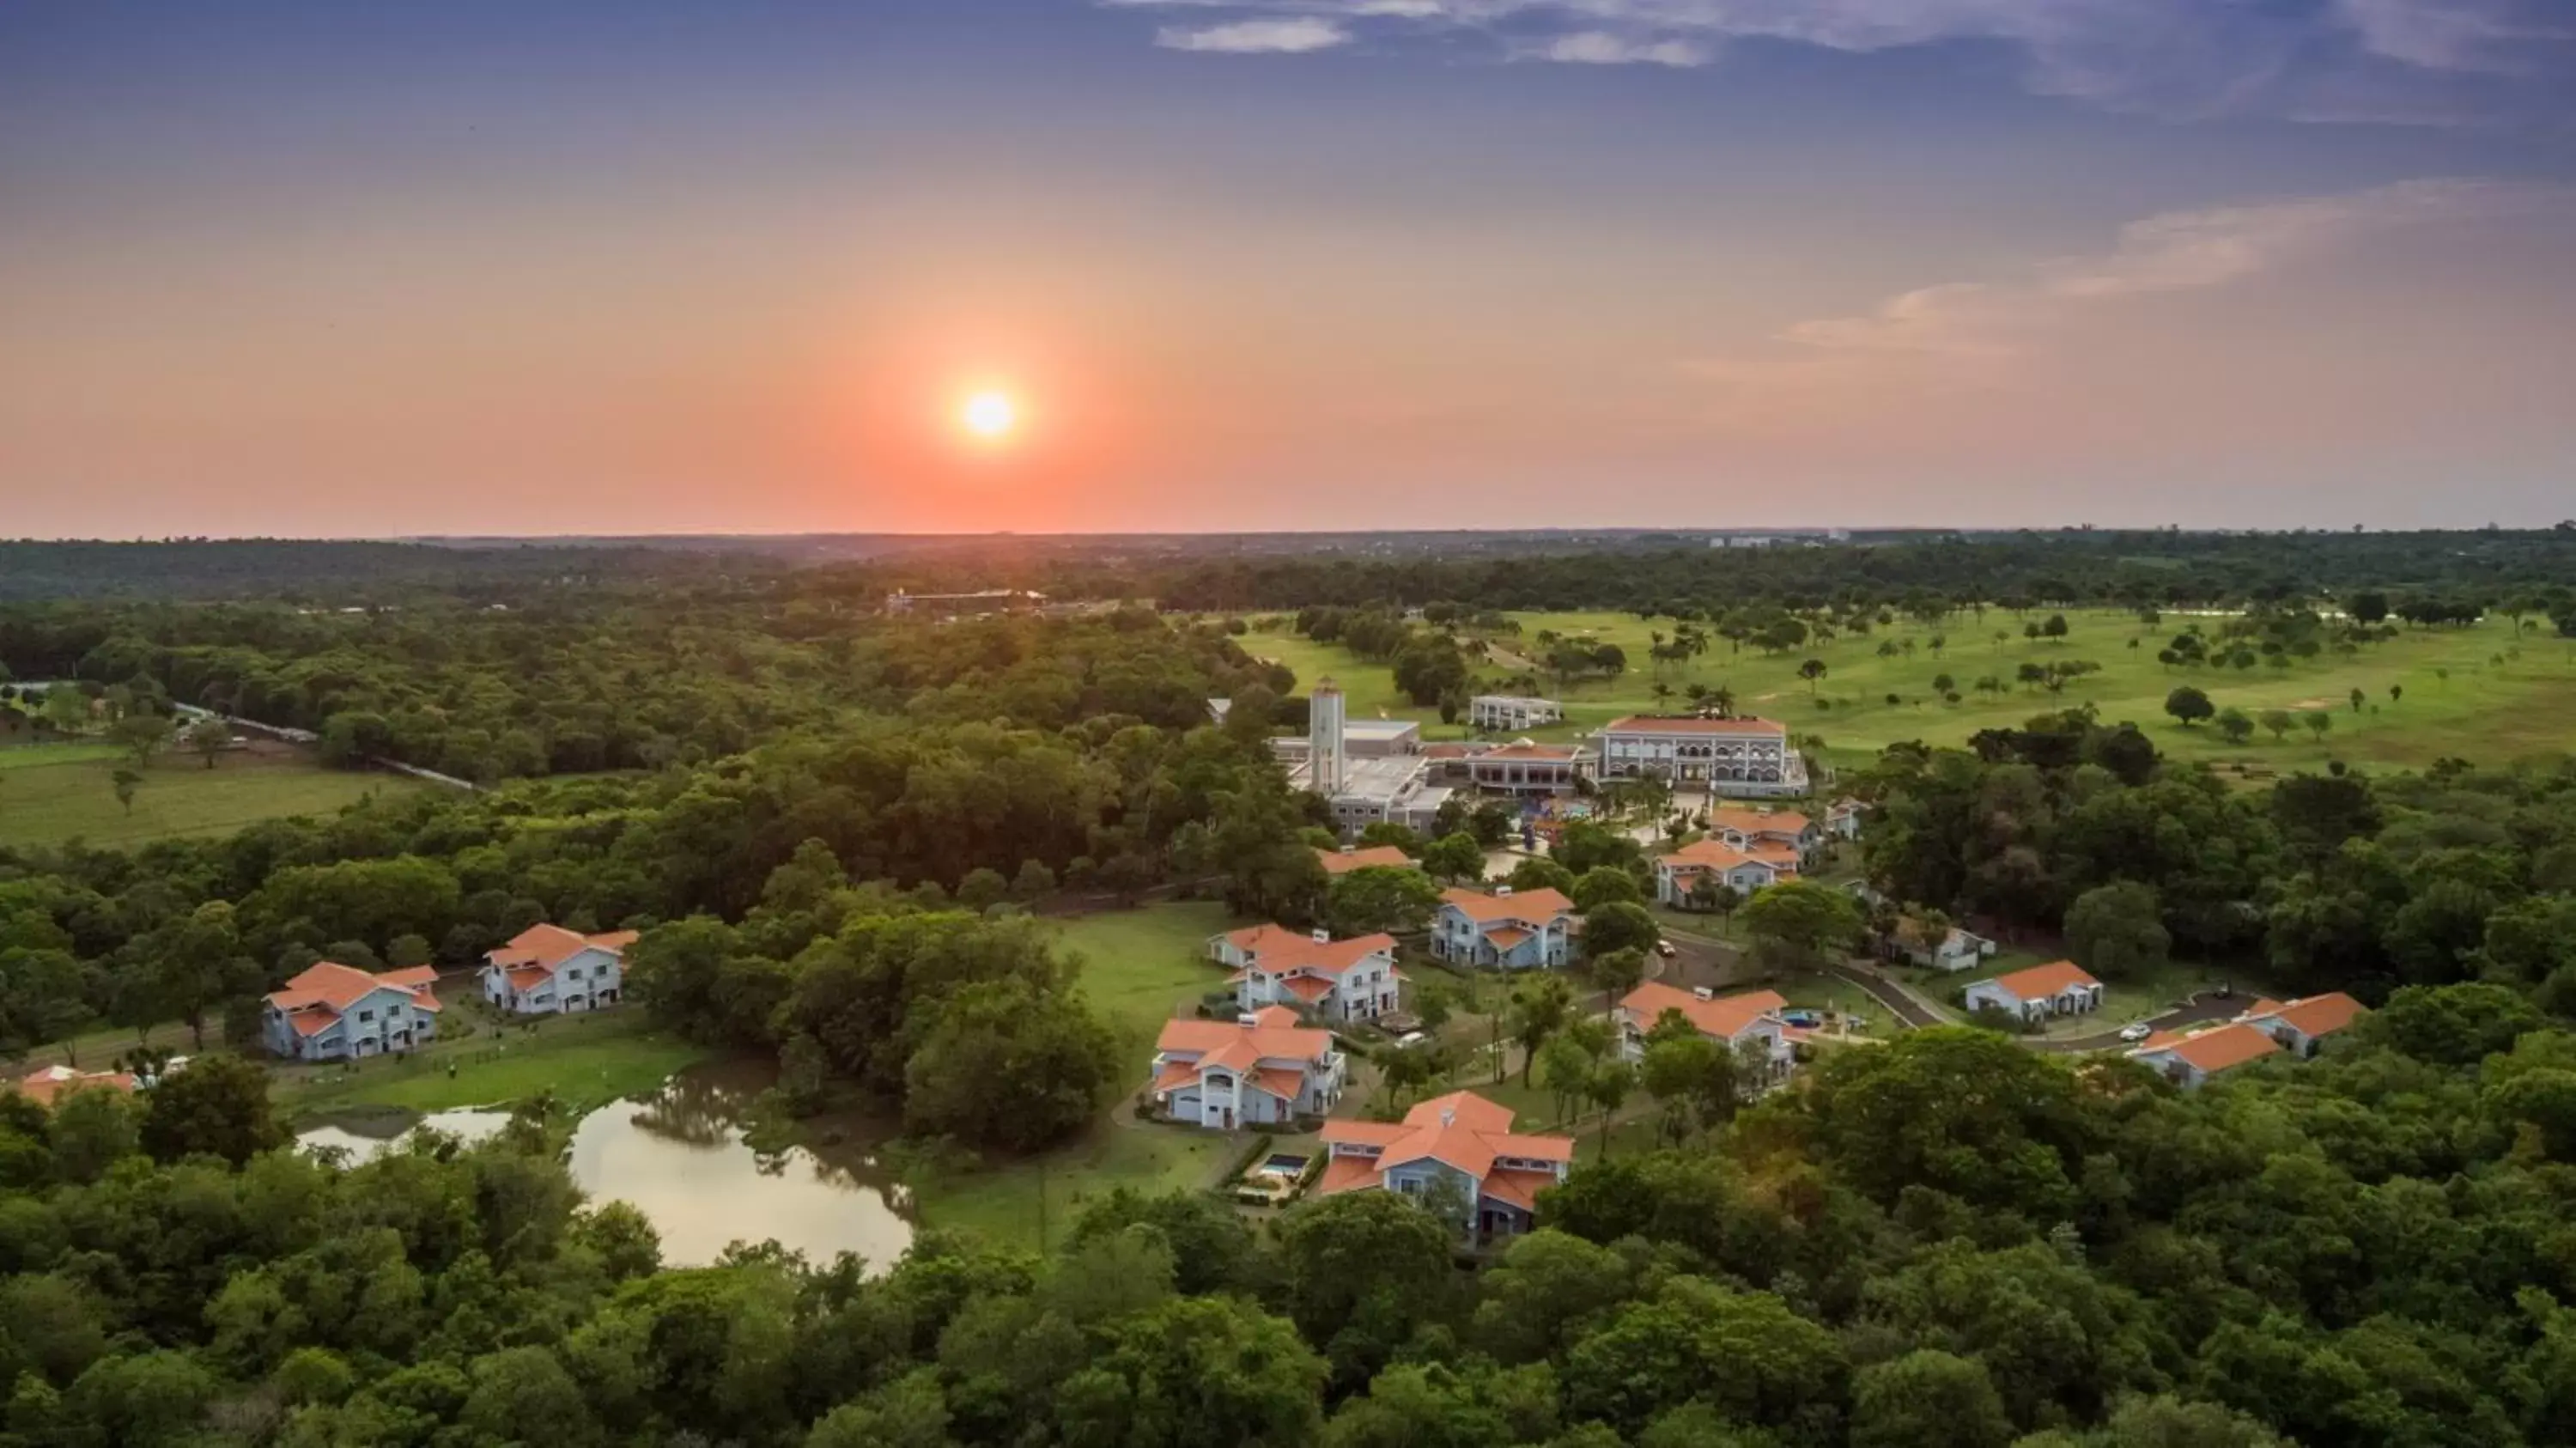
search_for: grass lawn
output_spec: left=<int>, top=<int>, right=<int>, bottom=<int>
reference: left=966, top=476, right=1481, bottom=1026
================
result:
left=1241, top=609, right=2576, bottom=776
left=1050, top=900, right=1240, bottom=1075
left=276, top=1008, right=708, bottom=1123
left=0, top=745, right=426, bottom=849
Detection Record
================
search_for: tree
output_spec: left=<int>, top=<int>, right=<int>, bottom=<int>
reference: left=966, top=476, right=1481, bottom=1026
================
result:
left=1586, top=1059, right=1636, bottom=1155
left=1736, top=879, right=1863, bottom=972
left=1507, top=974, right=1575, bottom=1086
left=2061, top=881, right=2170, bottom=983
left=1588, top=946, right=1647, bottom=1013
left=107, top=712, right=173, bottom=767
left=40, top=687, right=91, bottom=734
left=1419, top=831, right=1486, bottom=884
left=1798, top=658, right=1828, bottom=696
left=1327, top=866, right=1443, bottom=937
left=184, top=717, right=232, bottom=769
left=1569, top=867, right=1643, bottom=913
left=2215, top=708, right=2254, bottom=744
left=2348, top=685, right=2366, bottom=713
left=1580, top=901, right=1659, bottom=961
left=1274, top=1191, right=1455, bottom=1386
left=110, top=768, right=143, bottom=817
left=139, top=1051, right=285, bottom=1166
left=902, top=977, right=1119, bottom=1153
left=1850, top=1350, right=2013, bottom=1448
left=2154, top=685, right=2215, bottom=727
left=2257, top=709, right=2294, bottom=742
left=143, top=901, right=262, bottom=1050
left=2299, top=709, right=2331, bottom=742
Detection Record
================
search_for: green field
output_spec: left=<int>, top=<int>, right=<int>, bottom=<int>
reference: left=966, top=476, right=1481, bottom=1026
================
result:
left=912, top=900, right=1244, bottom=1247
left=0, top=744, right=426, bottom=848
left=1245, top=609, right=2576, bottom=776
left=276, top=1008, right=708, bottom=1123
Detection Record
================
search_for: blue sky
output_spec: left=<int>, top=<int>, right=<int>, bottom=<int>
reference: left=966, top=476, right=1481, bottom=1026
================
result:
left=3, top=1, right=2573, bottom=535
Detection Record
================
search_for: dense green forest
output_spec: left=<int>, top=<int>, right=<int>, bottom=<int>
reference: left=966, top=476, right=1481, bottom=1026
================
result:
left=5, top=536, right=2576, bottom=1445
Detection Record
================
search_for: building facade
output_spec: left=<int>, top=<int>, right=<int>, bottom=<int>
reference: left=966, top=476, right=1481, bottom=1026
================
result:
left=1595, top=716, right=1807, bottom=797
left=1614, top=982, right=1798, bottom=1079
left=479, top=923, right=635, bottom=1015
left=1655, top=838, right=1796, bottom=905
left=1316, top=1090, right=1573, bottom=1244
left=1212, top=925, right=1404, bottom=1022
left=1150, top=1007, right=1346, bottom=1129
left=1467, top=696, right=1562, bottom=732
left=1963, top=961, right=2105, bottom=1022
left=1431, top=887, right=1577, bottom=969
left=263, top=962, right=444, bottom=1062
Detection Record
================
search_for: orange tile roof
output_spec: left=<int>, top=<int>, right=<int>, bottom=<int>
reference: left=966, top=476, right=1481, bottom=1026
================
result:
left=1620, top=981, right=1789, bottom=1042
left=1661, top=838, right=1777, bottom=874
left=268, top=962, right=441, bottom=1033
left=1603, top=715, right=1786, bottom=736
left=1150, top=1061, right=1200, bottom=1094
left=1439, top=888, right=1574, bottom=923
left=1224, top=927, right=1399, bottom=977
left=1315, top=1153, right=1384, bottom=1194
left=1315, top=845, right=1417, bottom=877
left=2251, top=993, right=2366, bottom=1038
left=1479, top=1167, right=1558, bottom=1213
left=1709, top=808, right=1812, bottom=838
left=1317, top=1091, right=1571, bottom=1196
left=1249, top=1005, right=1303, bottom=1028
left=1319, top=1119, right=1413, bottom=1150
left=506, top=966, right=551, bottom=993
left=1280, top=975, right=1334, bottom=1003
left=1250, top=1068, right=1309, bottom=1101
left=487, top=923, right=635, bottom=976
left=1155, top=1015, right=1334, bottom=1064
left=1483, top=925, right=1534, bottom=950
left=1407, top=1091, right=1516, bottom=1135
left=2148, top=1022, right=2283, bottom=1075
left=15, top=1066, right=137, bottom=1108
left=1983, top=960, right=2100, bottom=1001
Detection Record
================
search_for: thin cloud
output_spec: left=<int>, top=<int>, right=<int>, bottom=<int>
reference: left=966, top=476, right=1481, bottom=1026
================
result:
left=1775, top=178, right=2572, bottom=359
left=1105, top=1, right=2576, bottom=125
left=1156, top=17, right=1352, bottom=52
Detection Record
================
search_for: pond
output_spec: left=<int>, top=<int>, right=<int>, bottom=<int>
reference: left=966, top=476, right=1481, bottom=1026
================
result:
left=296, top=1060, right=915, bottom=1271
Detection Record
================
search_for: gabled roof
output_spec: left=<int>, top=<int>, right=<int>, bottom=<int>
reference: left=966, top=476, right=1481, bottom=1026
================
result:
left=1315, top=844, right=1417, bottom=876
left=486, top=923, right=637, bottom=976
left=1659, top=838, right=1789, bottom=875
left=1219, top=925, right=1398, bottom=977
left=2245, top=992, right=2366, bottom=1039
left=1602, top=715, right=1787, bottom=736
left=267, top=961, right=442, bottom=1035
left=1620, top=981, right=1789, bottom=1042
left=1708, top=808, right=1813, bottom=838
left=1439, top=887, right=1574, bottom=924
left=1979, top=960, right=2100, bottom=1001
left=2137, top=1021, right=2282, bottom=1075
left=1155, top=1014, right=1334, bottom=1064
left=1318, top=1089, right=1573, bottom=1196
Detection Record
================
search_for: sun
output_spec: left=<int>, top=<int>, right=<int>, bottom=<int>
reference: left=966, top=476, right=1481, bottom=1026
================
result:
left=960, top=391, right=1018, bottom=440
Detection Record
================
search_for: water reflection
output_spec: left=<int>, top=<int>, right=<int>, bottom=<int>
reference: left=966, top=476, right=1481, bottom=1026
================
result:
left=571, top=1059, right=915, bottom=1270
left=295, top=1060, right=915, bottom=1273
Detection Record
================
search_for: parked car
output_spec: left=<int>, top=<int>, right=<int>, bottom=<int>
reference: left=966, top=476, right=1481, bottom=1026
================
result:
left=2117, top=1022, right=2153, bottom=1043
left=1654, top=940, right=1678, bottom=958
left=1394, top=1031, right=1429, bottom=1049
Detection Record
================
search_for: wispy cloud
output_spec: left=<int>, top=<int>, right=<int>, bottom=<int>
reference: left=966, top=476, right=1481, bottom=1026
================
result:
left=1104, top=1, right=2576, bottom=125
left=1156, top=17, right=1352, bottom=53
left=1768, top=179, right=2570, bottom=362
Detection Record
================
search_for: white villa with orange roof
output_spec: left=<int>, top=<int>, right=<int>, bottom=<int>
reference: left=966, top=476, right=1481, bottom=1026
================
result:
left=1453, top=742, right=1583, bottom=796
left=480, top=923, right=636, bottom=1015
left=1963, top=960, right=2104, bottom=1023
left=1314, top=844, right=1417, bottom=878
left=262, top=962, right=443, bottom=1061
left=1614, top=982, right=1798, bottom=1078
left=2239, top=992, right=2366, bottom=1056
left=1431, top=886, right=1577, bottom=970
left=1655, top=837, right=1798, bottom=905
left=1595, top=715, right=1806, bottom=797
left=1210, top=925, right=1403, bottom=1022
left=1705, top=807, right=1821, bottom=858
left=1150, top=1006, right=1346, bottom=1129
left=2126, top=1020, right=2282, bottom=1089
left=1317, top=1089, right=1574, bottom=1242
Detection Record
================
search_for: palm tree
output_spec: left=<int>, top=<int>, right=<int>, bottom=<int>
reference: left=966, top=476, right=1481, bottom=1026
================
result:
left=1709, top=684, right=1737, bottom=716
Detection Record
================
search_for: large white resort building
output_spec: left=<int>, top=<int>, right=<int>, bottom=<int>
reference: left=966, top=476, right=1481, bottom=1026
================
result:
left=1595, top=715, right=1806, bottom=797
left=1284, top=681, right=1805, bottom=825
left=1467, top=695, right=1561, bottom=731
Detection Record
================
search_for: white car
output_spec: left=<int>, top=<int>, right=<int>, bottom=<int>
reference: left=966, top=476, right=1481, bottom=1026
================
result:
left=1394, top=1031, right=1430, bottom=1049
left=2117, top=1022, right=2154, bottom=1043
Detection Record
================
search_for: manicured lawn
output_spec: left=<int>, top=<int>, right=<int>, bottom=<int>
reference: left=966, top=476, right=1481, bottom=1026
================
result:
left=1050, top=900, right=1241, bottom=1075
left=0, top=746, right=426, bottom=848
left=911, top=1119, right=1232, bottom=1250
left=1242, top=609, right=2576, bottom=776
left=1934, top=952, right=2260, bottom=1034
left=276, top=1008, right=708, bottom=1123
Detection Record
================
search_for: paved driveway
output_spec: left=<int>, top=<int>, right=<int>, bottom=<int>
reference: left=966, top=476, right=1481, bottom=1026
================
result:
left=2026, top=990, right=2245, bottom=1053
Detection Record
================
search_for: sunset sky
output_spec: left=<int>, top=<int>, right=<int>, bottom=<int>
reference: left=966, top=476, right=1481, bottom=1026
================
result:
left=5, top=1, right=2574, bottom=538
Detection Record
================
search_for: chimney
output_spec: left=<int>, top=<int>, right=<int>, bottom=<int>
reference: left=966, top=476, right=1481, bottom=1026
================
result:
left=1439, top=1107, right=1456, bottom=1127
left=1311, top=928, right=1331, bottom=945
left=1495, top=885, right=1513, bottom=897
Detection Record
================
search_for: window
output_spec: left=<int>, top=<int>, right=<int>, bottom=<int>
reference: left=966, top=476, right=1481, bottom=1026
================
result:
left=358, top=1010, right=375, bottom=1023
